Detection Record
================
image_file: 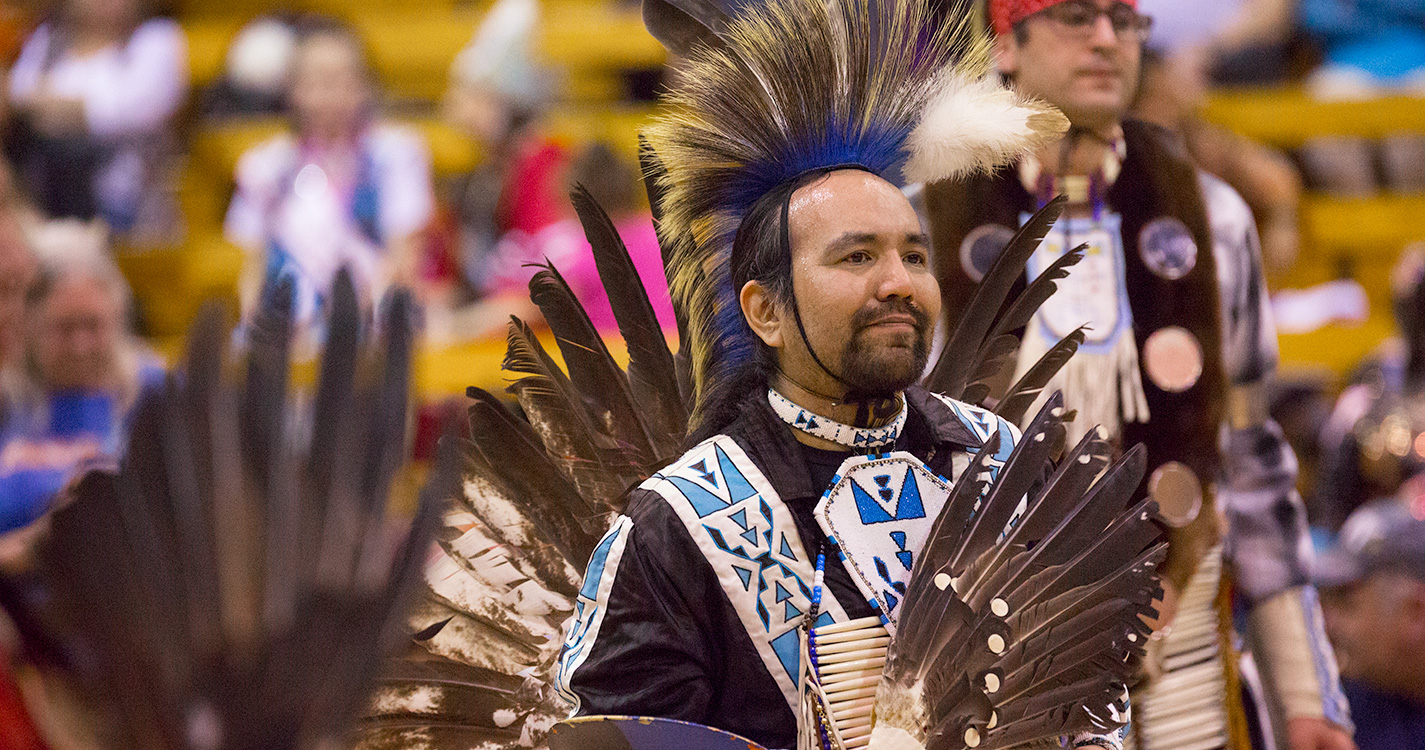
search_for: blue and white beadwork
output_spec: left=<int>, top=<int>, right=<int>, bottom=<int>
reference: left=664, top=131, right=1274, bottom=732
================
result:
left=555, top=515, right=635, bottom=711
left=767, top=389, right=907, bottom=449
left=643, top=437, right=848, bottom=712
left=814, top=452, right=955, bottom=632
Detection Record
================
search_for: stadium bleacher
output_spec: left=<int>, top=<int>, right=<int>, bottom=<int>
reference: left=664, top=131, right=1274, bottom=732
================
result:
left=118, top=0, right=663, bottom=396
left=1202, top=89, right=1425, bottom=377
left=115, top=1, right=1424, bottom=391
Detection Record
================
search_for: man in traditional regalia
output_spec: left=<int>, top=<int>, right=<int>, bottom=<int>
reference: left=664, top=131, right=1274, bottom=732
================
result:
left=921, top=2, right=1354, bottom=749
left=549, top=0, right=1165, bottom=747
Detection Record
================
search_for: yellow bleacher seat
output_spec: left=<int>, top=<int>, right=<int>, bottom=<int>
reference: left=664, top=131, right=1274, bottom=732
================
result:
left=544, top=104, right=656, bottom=161
left=1278, top=314, right=1396, bottom=379
left=182, top=17, right=245, bottom=91
left=117, top=236, right=246, bottom=336
left=1301, top=195, right=1425, bottom=258
left=181, top=4, right=665, bottom=103
left=1203, top=88, right=1425, bottom=148
left=171, top=0, right=285, bottom=22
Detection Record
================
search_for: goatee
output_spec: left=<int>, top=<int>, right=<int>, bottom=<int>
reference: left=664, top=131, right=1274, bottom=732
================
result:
left=839, top=298, right=932, bottom=399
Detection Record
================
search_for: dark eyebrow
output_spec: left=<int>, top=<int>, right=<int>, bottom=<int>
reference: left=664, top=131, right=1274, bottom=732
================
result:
left=824, top=232, right=881, bottom=255
left=823, top=231, right=930, bottom=255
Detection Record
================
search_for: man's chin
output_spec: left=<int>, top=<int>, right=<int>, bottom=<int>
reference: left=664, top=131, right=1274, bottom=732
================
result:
left=1062, top=91, right=1129, bottom=126
left=843, top=353, right=924, bottom=395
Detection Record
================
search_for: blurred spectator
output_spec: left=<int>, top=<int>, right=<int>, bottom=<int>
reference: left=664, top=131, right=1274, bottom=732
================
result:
left=1316, top=500, right=1425, bottom=750
left=0, top=221, right=163, bottom=535
left=201, top=15, right=299, bottom=119
left=0, top=161, right=43, bottom=750
left=1316, top=249, right=1425, bottom=530
left=224, top=16, right=435, bottom=339
left=1301, top=0, right=1425, bottom=100
left=525, top=142, right=673, bottom=334
left=442, top=0, right=566, bottom=327
left=5, top=0, right=187, bottom=242
left=1138, top=0, right=1295, bottom=84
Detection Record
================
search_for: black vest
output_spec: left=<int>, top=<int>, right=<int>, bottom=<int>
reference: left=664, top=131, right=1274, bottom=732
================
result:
left=923, top=120, right=1226, bottom=508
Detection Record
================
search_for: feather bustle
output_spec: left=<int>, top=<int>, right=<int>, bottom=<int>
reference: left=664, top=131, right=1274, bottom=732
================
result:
left=527, top=264, right=656, bottom=464
left=569, top=185, right=688, bottom=457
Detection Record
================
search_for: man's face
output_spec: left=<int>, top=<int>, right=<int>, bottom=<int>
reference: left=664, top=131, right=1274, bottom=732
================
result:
left=775, top=170, right=940, bottom=397
left=997, top=1, right=1143, bottom=132
left=290, top=34, right=373, bottom=142
left=32, top=274, right=124, bottom=392
left=1324, top=574, right=1425, bottom=691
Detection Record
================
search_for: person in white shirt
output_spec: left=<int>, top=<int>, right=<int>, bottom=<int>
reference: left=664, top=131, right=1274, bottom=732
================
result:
left=7, top=0, right=187, bottom=240
left=223, top=17, right=434, bottom=337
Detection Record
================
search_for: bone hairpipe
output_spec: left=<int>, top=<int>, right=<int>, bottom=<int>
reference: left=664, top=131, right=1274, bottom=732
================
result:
left=819, top=656, right=887, bottom=674
left=820, top=630, right=883, bottom=647
left=812, top=619, right=890, bottom=750
left=819, top=647, right=889, bottom=666
left=822, top=684, right=878, bottom=703
left=824, top=675, right=881, bottom=695
left=817, top=636, right=891, bottom=655
left=814, top=616, right=886, bottom=636
left=831, top=697, right=875, bottom=718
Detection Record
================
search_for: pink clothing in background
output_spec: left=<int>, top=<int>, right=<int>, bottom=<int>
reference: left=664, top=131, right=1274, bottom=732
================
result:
left=489, top=214, right=675, bottom=333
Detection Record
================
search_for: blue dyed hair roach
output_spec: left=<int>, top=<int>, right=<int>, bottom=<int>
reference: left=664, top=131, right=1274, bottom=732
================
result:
left=644, top=0, right=1067, bottom=434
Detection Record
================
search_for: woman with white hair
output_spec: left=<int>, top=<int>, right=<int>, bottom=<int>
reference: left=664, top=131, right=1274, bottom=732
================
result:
left=0, top=221, right=162, bottom=534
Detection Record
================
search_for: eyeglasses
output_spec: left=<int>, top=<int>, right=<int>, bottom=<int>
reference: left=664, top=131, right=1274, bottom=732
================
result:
left=1035, top=1, right=1154, bottom=42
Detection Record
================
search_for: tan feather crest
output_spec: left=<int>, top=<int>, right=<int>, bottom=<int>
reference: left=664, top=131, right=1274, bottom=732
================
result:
left=643, top=0, right=1063, bottom=431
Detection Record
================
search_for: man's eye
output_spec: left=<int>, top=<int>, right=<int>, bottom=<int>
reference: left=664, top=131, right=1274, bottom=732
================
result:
left=904, top=252, right=927, bottom=266
left=1060, top=3, right=1096, bottom=24
left=844, top=251, right=872, bottom=264
left=1108, top=6, right=1140, bottom=30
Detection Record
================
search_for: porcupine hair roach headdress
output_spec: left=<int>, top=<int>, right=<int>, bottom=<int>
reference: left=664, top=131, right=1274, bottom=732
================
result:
left=643, top=0, right=1068, bottom=433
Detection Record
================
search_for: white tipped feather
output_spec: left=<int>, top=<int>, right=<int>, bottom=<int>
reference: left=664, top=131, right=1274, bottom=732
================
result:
left=902, top=74, right=1069, bottom=184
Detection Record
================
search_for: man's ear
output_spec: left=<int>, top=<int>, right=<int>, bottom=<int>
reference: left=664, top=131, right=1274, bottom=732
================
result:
left=740, top=279, right=784, bottom=349
left=993, top=32, right=1019, bottom=77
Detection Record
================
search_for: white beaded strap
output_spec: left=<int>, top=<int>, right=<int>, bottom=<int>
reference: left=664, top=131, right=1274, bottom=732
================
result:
left=767, top=389, right=907, bottom=450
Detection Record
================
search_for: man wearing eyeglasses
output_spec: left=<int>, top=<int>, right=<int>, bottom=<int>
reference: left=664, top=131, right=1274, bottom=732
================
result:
left=919, top=2, right=1356, bottom=750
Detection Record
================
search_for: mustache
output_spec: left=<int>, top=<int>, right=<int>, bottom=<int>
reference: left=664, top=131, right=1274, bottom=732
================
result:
left=851, top=299, right=932, bottom=333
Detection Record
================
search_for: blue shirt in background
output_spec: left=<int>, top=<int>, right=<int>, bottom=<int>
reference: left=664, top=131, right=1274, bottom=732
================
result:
left=0, top=362, right=165, bottom=534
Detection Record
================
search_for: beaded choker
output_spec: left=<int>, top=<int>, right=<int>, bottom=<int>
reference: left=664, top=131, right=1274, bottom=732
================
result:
left=767, top=389, right=906, bottom=450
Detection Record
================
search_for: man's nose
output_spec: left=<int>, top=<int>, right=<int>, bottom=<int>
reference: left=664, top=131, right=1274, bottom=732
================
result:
left=1090, top=13, right=1120, bottom=47
left=876, top=255, right=915, bottom=299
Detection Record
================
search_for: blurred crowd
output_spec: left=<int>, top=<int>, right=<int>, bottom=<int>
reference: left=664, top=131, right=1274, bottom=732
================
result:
left=0, top=0, right=675, bottom=348
left=0, top=0, right=1420, bottom=748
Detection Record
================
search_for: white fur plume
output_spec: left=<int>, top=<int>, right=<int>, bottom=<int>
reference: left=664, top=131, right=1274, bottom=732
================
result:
left=902, top=74, right=1068, bottom=184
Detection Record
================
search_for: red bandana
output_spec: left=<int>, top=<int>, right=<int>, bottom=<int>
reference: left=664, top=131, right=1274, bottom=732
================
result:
left=988, top=0, right=1138, bottom=36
